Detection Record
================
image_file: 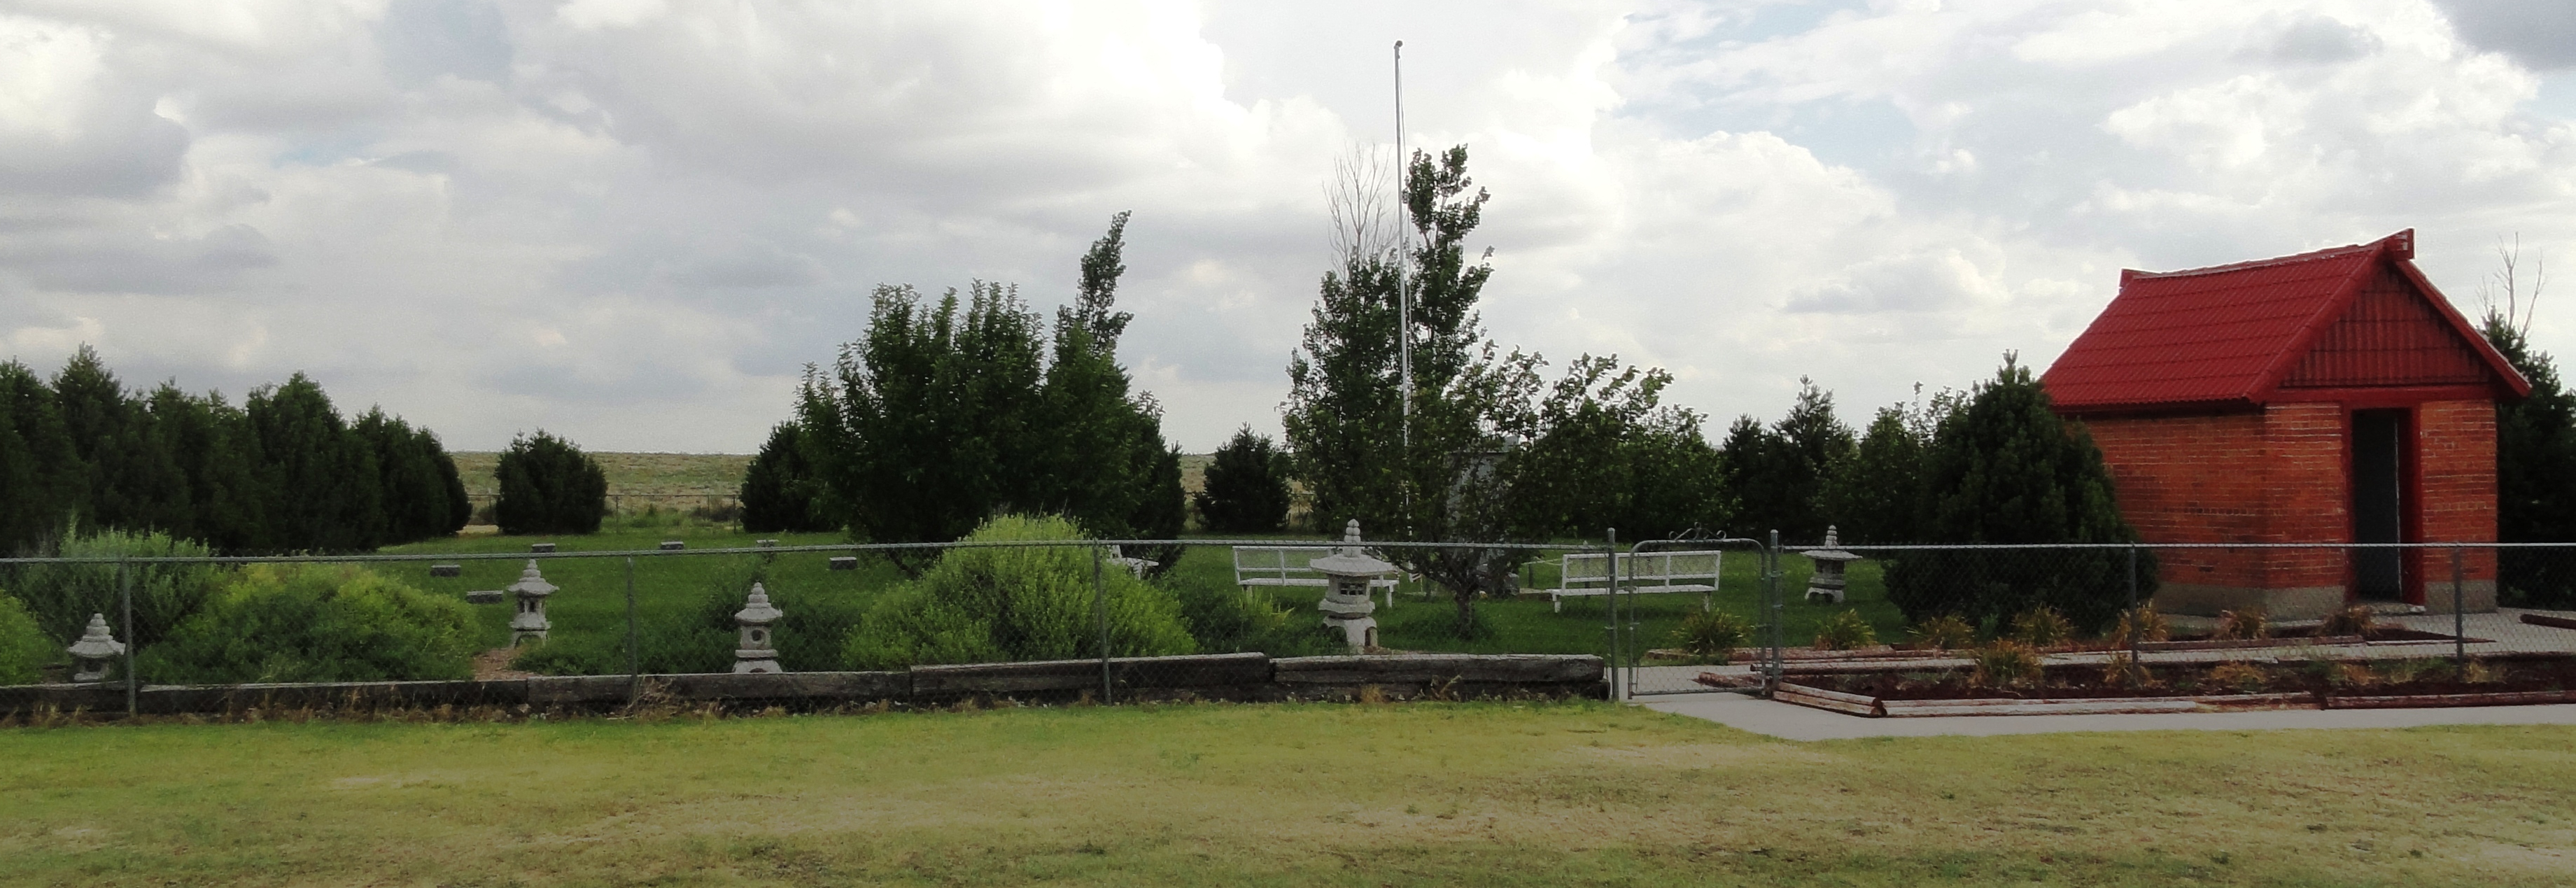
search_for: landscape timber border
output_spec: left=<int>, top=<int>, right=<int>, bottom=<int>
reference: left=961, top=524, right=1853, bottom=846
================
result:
left=0, top=653, right=1605, bottom=719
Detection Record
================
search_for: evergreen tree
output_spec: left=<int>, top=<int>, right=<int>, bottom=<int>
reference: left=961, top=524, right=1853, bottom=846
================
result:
left=248, top=374, right=385, bottom=552
left=148, top=385, right=269, bottom=553
left=1817, top=389, right=1960, bottom=544
left=1883, top=357, right=2148, bottom=631
left=2485, top=315, right=2576, bottom=605
left=0, top=361, right=83, bottom=553
left=739, top=421, right=833, bottom=533
left=493, top=430, right=607, bottom=535
left=1722, top=379, right=1850, bottom=542
left=53, top=347, right=190, bottom=537
left=356, top=408, right=463, bottom=544
left=1195, top=426, right=1292, bottom=533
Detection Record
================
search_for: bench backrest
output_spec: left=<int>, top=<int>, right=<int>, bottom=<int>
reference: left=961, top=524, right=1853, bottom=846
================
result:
left=1559, top=549, right=1723, bottom=586
left=1233, top=546, right=1332, bottom=579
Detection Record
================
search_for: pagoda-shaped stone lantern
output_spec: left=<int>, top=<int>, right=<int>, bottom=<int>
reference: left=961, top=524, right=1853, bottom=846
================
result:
left=1311, top=520, right=1397, bottom=652
left=733, top=582, right=785, bottom=674
left=507, top=560, right=557, bottom=647
left=1801, top=526, right=1862, bottom=604
left=65, top=613, right=124, bottom=682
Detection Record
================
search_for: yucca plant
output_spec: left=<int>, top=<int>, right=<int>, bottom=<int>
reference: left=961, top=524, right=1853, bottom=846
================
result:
left=1811, top=609, right=1880, bottom=651
left=2206, top=661, right=2268, bottom=693
left=2213, top=607, right=2268, bottom=640
left=1671, top=609, right=1751, bottom=663
left=2109, top=606, right=2170, bottom=647
left=1906, top=614, right=1976, bottom=651
left=2008, top=606, right=2075, bottom=649
left=2318, top=605, right=2375, bottom=637
left=1968, top=640, right=2043, bottom=688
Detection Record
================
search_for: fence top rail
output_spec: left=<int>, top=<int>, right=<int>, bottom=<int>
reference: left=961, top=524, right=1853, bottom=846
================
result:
left=1822, top=541, right=2526, bottom=551
left=0, top=537, right=1584, bottom=566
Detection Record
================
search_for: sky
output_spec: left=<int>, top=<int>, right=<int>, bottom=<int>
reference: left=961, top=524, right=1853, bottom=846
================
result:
left=3, top=0, right=2574, bottom=454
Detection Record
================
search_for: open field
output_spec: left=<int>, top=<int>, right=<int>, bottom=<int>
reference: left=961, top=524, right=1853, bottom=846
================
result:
left=381, top=528, right=1901, bottom=661
left=5, top=703, right=2573, bottom=886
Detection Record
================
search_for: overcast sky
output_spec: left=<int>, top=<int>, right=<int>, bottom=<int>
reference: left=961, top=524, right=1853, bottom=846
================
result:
left=5, top=0, right=2575, bottom=453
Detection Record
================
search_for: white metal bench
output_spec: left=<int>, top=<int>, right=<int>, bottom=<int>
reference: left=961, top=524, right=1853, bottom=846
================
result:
left=1232, top=545, right=1401, bottom=607
left=1535, top=549, right=1724, bottom=612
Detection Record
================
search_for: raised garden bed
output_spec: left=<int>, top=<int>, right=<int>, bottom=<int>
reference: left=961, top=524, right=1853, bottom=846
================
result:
left=1732, top=654, right=2576, bottom=717
left=1650, top=626, right=2476, bottom=669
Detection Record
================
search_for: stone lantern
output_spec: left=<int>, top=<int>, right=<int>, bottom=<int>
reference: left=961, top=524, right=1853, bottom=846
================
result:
left=733, top=582, right=785, bottom=674
left=1801, top=526, right=1861, bottom=604
left=507, top=560, right=557, bottom=647
left=1311, top=520, right=1397, bottom=651
left=65, top=613, right=124, bottom=682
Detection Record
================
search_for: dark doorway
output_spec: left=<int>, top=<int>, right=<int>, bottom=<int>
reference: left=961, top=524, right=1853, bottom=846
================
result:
left=2351, top=409, right=2406, bottom=600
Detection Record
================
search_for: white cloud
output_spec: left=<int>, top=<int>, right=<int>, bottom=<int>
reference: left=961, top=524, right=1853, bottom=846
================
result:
left=0, top=0, right=2573, bottom=456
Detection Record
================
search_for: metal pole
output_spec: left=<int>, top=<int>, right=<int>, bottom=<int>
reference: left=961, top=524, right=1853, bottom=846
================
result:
left=2127, top=545, right=2141, bottom=663
left=2453, top=545, right=2467, bottom=665
left=1096, top=544, right=1111, bottom=704
left=1393, top=40, right=1412, bottom=449
left=1766, top=530, right=1783, bottom=693
left=626, top=557, right=639, bottom=706
left=120, top=558, right=135, bottom=718
left=1605, top=528, right=1619, bottom=700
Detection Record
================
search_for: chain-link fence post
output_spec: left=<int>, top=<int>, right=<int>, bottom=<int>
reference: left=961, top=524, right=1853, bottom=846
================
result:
left=1095, top=543, right=1110, bottom=704
left=626, top=556, right=640, bottom=707
left=2127, top=545, right=2141, bottom=664
left=1765, top=529, right=1783, bottom=694
left=120, top=557, right=135, bottom=717
left=2453, top=544, right=2467, bottom=665
left=1605, top=528, right=1621, bottom=700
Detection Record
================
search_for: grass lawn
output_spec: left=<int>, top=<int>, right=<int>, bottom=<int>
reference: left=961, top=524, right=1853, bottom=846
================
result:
left=379, top=528, right=1908, bottom=665
left=4, top=703, right=2572, bottom=886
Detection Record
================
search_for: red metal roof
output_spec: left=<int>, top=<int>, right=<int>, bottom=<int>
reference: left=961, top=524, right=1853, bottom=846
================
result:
left=2043, top=230, right=2528, bottom=413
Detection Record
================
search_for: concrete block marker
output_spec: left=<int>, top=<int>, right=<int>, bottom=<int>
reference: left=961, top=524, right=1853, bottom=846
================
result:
left=660, top=541, right=684, bottom=551
left=429, top=564, right=461, bottom=577
left=828, top=556, right=858, bottom=571
left=530, top=542, right=555, bottom=554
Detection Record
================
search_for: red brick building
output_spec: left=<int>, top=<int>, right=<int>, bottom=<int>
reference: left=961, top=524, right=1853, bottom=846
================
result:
left=2042, top=231, right=2528, bottom=617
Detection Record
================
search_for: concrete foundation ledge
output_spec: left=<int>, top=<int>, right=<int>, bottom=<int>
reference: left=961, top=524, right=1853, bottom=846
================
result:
left=1, top=653, right=1608, bottom=717
left=1273, top=654, right=1604, bottom=685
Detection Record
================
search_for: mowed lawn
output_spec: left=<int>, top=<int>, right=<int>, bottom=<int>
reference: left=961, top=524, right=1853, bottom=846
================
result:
left=6, top=704, right=2574, bottom=886
left=383, top=528, right=1903, bottom=661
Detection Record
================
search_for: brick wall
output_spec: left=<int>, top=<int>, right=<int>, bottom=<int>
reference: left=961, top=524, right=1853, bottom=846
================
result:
left=2414, top=399, right=2498, bottom=587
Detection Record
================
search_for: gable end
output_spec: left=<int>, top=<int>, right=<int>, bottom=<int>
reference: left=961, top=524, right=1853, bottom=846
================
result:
left=2277, top=265, right=2491, bottom=389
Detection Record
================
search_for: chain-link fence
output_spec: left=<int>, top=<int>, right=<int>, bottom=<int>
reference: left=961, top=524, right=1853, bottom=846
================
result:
left=2, top=535, right=1643, bottom=716
left=15, top=535, right=2576, bottom=717
left=1621, top=540, right=2576, bottom=707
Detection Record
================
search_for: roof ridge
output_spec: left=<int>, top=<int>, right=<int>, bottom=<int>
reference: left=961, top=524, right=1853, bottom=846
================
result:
left=2127, top=241, right=2379, bottom=281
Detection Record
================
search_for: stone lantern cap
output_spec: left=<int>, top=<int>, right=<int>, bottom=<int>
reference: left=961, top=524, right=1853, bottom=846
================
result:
left=1799, top=526, right=1861, bottom=563
left=735, top=582, right=783, bottom=626
left=1309, top=520, right=1397, bottom=578
left=506, top=561, right=557, bottom=598
left=65, top=613, right=124, bottom=659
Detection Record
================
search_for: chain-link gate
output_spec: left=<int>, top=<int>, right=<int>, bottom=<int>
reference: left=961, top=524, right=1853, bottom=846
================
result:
left=1600, top=533, right=1777, bottom=698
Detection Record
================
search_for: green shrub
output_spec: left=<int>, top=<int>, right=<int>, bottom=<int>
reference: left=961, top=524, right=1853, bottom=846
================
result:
left=1810, top=609, right=1878, bottom=651
left=142, top=564, right=475, bottom=683
left=0, top=594, right=55, bottom=684
left=1172, top=580, right=1341, bottom=656
left=844, top=515, right=1195, bottom=669
left=495, top=430, right=608, bottom=535
left=8, top=527, right=221, bottom=649
left=1672, top=609, right=1750, bottom=661
left=1906, top=614, right=1976, bottom=650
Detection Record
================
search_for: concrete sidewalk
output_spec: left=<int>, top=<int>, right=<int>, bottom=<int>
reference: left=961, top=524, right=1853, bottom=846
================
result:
left=1638, top=691, right=2576, bottom=741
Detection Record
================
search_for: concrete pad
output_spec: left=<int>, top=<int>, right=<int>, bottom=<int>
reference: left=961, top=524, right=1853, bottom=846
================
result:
left=1635, top=692, right=2576, bottom=742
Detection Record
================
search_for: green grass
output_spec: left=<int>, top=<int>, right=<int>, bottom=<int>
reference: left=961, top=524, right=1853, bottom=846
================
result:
left=376, top=530, right=1910, bottom=666
left=3, top=703, right=2572, bottom=886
